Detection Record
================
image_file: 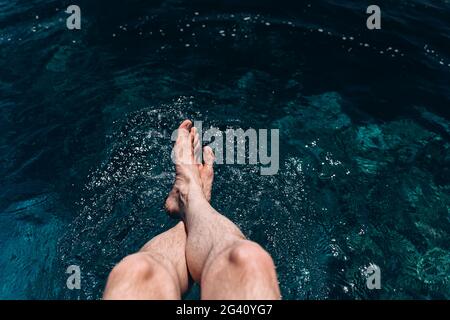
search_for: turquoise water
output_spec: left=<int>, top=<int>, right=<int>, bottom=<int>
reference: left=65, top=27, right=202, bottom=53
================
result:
left=0, top=0, right=449, bottom=299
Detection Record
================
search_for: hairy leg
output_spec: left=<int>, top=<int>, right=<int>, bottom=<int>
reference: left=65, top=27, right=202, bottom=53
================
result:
left=166, top=120, right=281, bottom=300
left=200, top=240, right=281, bottom=299
left=103, top=222, right=188, bottom=300
left=104, top=123, right=217, bottom=300
left=185, top=197, right=280, bottom=299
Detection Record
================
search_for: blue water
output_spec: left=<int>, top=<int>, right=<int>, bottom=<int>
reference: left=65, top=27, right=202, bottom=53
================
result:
left=0, top=0, right=449, bottom=299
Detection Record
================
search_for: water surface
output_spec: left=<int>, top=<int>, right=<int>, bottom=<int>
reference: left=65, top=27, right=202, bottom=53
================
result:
left=0, top=0, right=449, bottom=299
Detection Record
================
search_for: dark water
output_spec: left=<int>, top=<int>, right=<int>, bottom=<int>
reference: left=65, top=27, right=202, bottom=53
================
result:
left=0, top=0, right=449, bottom=299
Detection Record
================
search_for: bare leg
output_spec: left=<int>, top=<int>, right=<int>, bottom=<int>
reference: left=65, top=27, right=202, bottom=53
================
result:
left=103, top=222, right=188, bottom=300
left=166, top=120, right=281, bottom=300
left=104, top=123, right=216, bottom=300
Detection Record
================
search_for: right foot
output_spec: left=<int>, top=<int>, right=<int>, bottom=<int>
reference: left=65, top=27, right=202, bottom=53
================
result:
left=165, top=120, right=215, bottom=217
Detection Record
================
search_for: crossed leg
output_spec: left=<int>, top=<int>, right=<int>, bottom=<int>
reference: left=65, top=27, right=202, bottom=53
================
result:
left=103, top=130, right=217, bottom=300
left=104, top=120, right=280, bottom=300
left=165, top=120, right=280, bottom=299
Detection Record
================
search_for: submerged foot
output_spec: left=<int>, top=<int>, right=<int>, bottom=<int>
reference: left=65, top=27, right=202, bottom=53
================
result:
left=165, top=120, right=215, bottom=217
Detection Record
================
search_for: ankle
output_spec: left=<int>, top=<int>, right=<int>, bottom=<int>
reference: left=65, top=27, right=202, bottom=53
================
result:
left=179, top=183, right=205, bottom=207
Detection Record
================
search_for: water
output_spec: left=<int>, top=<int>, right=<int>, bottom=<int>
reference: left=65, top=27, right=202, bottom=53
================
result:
left=0, top=0, right=449, bottom=299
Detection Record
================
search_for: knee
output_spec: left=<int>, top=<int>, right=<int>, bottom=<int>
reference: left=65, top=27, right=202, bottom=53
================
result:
left=104, top=253, right=179, bottom=299
left=109, top=253, right=158, bottom=283
left=228, top=241, right=275, bottom=273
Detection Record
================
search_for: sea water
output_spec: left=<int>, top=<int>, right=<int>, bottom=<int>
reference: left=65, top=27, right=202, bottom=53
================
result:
left=0, top=0, right=449, bottom=299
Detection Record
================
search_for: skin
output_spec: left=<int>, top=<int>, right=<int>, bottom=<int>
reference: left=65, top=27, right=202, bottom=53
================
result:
left=103, top=120, right=281, bottom=300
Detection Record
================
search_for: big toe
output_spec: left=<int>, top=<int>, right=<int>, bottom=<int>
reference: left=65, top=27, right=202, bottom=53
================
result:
left=176, top=119, right=193, bottom=141
left=174, top=120, right=194, bottom=164
left=179, top=119, right=192, bottom=131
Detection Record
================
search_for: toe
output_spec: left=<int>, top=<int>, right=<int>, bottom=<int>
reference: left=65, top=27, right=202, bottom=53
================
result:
left=203, top=146, right=215, bottom=166
left=201, top=146, right=215, bottom=201
left=191, top=128, right=202, bottom=165
left=174, top=121, right=194, bottom=164
left=179, top=119, right=192, bottom=131
left=176, top=120, right=192, bottom=141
